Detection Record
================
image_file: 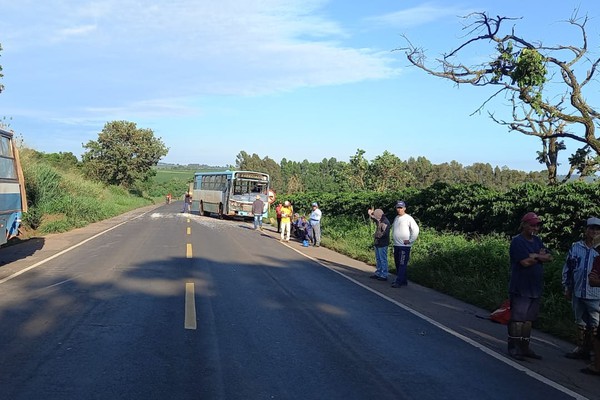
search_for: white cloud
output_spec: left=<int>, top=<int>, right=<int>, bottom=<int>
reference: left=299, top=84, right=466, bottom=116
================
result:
left=53, top=24, right=97, bottom=42
left=365, top=3, right=474, bottom=29
left=2, top=0, right=399, bottom=98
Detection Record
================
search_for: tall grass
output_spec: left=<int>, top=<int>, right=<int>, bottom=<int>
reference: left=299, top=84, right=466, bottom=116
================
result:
left=320, top=215, right=574, bottom=341
left=20, top=149, right=155, bottom=235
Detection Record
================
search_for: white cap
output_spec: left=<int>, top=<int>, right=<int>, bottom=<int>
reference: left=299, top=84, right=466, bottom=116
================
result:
left=586, top=217, right=600, bottom=227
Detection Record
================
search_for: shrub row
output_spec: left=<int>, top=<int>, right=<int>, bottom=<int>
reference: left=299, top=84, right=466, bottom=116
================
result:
left=282, top=181, right=600, bottom=252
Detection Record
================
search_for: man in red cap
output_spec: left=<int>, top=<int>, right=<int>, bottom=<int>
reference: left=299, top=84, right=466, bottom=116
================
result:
left=507, top=212, right=554, bottom=361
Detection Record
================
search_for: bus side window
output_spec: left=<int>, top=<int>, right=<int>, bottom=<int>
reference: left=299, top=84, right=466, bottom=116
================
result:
left=0, top=157, right=16, bottom=179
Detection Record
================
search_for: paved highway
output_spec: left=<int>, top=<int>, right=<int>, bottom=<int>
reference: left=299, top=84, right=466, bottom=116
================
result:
left=0, top=203, right=592, bottom=399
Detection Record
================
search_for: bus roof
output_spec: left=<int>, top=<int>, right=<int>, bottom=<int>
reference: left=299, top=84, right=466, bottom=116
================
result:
left=194, top=170, right=269, bottom=179
left=0, top=128, right=14, bottom=138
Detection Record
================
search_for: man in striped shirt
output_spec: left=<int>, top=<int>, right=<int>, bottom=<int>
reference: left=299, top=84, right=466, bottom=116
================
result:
left=562, top=217, right=600, bottom=360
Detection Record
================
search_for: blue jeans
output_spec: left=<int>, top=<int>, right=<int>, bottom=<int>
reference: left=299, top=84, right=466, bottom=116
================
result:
left=253, top=214, right=263, bottom=229
left=374, top=246, right=389, bottom=278
left=393, top=246, right=411, bottom=285
left=571, top=295, right=600, bottom=328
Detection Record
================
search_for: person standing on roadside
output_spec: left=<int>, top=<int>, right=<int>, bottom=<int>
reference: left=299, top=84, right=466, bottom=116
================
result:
left=280, top=201, right=293, bottom=242
left=309, top=202, right=322, bottom=247
left=275, top=202, right=283, bottom=233
left=562, top=217, right=600, bottom=360
left=182, top=191, right=192, bottom=213
left=391, top=201, right=420, bottom=288
left=507, top=212, right=554, bottom=361
left=252, top=195, right=265, bottom=231
left=368, top=208, right=391, bottom=281
left=582, top=255, right=600, bottom=375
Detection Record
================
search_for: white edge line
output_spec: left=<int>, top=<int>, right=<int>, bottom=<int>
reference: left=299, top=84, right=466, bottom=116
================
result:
left=0, top=212, right=148, bottom=285
left=281, top=242, right=588, bottom=400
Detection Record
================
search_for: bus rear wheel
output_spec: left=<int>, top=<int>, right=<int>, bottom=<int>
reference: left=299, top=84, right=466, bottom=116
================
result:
left=200, top=201, right=210, bottom=217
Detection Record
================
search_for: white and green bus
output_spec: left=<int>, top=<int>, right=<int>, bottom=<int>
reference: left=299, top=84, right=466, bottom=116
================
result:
left=192, top=170, right=269, bottom=219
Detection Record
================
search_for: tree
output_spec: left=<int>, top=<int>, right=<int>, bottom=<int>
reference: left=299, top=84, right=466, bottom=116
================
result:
left=400, top=11, right=600, bottom=182
left=235, top=151, right=283, bottom=192
left=346, top=149, right=369, bottom=191
left=367, top=151, right=410, bottom=192
left=82, top=121, right=168, bottom=187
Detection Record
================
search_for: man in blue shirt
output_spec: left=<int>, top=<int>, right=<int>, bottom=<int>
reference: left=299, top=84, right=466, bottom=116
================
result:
left=562, top=217, right=600, bottom=360
left=508, top=212, right=554, bottom=361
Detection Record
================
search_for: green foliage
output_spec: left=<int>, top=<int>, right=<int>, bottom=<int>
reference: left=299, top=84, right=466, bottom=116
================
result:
left=19, top=148, right=154, bottom=235
left=82, top=120, right=169, bottom=188
left=236, top=149, right=547, bottom=194
left=323, top=216, right=575, bottom=341
left=513, top=48, right=547, bottom=88
left=25, top=148, right=80, bottom=170
left=281, top=181, right=600, bottom=253
left=22, top=207, right=42, bottom=230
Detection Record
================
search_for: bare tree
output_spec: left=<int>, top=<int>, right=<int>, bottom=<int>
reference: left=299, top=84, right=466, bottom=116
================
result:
left=399, top=11, right=600, bottom=183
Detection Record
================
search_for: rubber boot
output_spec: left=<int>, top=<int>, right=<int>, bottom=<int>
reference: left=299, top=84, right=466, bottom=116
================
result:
left=585, top=327, right=596, bottom=361
left=565, top=326, right=589, bottom=359
left=521, top=321, right=542, bottom=360
left=581, top=331, right=600, bottom=375
left=508, top=321, right=525, bottom=361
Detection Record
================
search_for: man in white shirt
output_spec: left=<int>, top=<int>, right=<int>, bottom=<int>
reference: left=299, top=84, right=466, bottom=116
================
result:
left=391, top=200, right=420, bottom=288
left=309, top=202, right=322, bottom=247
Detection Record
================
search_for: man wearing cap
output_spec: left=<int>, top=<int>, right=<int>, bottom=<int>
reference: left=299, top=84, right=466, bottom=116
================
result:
left=309, top=202, right=322, bottom=247
left=562, top=217, right=600, bottom=360
left=252, top=194, right=265, bottom=231
left=507, top=212, right=554, bottom=361
left=390, top=201, right=420, bottom=288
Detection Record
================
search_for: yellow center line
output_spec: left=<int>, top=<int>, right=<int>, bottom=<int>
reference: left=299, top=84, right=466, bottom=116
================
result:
left=186, top=243, right=192, bottom=258
left=184, top=282, right=197, bottom=330
left=187, top=227, right=191, bottom=235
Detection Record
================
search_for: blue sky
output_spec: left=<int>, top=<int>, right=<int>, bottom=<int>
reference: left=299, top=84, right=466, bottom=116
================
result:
left=1, top=1, right=599, bottom=174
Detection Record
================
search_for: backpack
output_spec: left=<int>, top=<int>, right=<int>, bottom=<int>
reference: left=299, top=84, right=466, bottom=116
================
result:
left=489, top=299, right=511, bottom=325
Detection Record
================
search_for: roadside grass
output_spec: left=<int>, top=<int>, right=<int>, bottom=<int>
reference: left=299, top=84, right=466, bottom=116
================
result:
left=320, top=215, right=574, bottom=342
left=20, top=150, right=155, bottom=236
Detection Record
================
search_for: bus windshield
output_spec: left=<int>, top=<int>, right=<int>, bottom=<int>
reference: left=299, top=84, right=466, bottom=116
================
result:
left=233, top=178, right=268, bottom=196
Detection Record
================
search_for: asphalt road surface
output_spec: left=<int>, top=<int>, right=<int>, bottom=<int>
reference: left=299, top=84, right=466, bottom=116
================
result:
left=0, top=203, right=596, bottom=400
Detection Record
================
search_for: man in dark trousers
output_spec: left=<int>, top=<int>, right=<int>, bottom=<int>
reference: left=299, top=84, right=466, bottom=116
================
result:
left=252, top=195, right=265, bottom=231
left=367, top=208, right=391, bottom=281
